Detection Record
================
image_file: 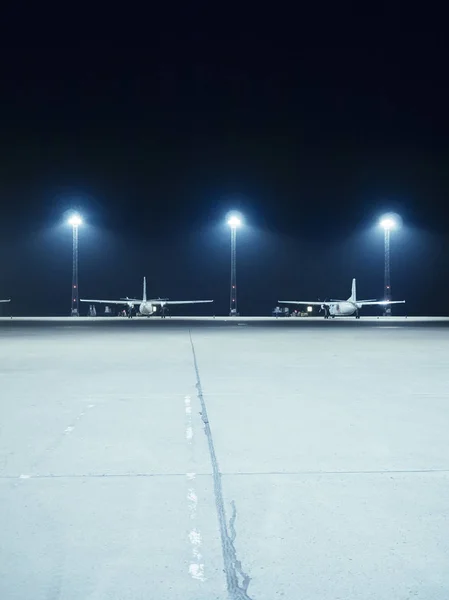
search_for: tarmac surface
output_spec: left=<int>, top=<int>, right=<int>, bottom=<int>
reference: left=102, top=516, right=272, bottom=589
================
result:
left=1, top=316, right=449, bottom=599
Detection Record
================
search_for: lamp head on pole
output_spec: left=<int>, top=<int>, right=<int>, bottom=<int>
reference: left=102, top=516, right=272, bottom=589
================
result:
left=68, top=214, right=82, bottom=227
left=380, top=217, right=396, bottom=231
left=227, top=213, right=242, bottom=229
left=379, top=212, right=401, bottom=231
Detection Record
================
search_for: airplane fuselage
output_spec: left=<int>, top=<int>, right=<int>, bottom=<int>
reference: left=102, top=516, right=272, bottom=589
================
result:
left=138, top=301, right=158, bottom=316
left=328, top=301, right=361, bottom=317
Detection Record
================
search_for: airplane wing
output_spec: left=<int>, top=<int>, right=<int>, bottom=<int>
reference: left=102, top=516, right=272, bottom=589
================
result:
left=278, top=300, right=328, bottom=306
left=0, top=299, right=10, bottom=303
left=80, top=299, right=139, bottom=305
left=148, top=299, right=214, bottom=305
left=357, top=300, right=405, bottom=306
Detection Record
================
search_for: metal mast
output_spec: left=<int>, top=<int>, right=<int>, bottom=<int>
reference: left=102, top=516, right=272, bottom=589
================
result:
left=384, top=227, right=391, bottom=316
left=68, top=214, right=82, bottom=316
left=227, top=214, right=242, bottom=316
left=230, top=225, right=237, bottom=315
left=71, top=223, right=79, bottom=316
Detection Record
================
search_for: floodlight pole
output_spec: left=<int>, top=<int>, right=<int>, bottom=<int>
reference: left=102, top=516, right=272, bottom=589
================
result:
left=71, top=223, right=79, bottom=316
left=230, top=225, right=237, bottom=316
left=384, top=227, right=391, bottom=316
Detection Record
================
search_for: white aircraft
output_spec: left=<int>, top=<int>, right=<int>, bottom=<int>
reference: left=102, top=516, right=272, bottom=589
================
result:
left=81, top=277, right=213, bottom=318
left=279, top=278, right=405, bottom=319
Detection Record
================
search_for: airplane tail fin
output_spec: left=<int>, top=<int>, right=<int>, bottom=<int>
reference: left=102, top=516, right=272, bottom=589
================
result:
left=143, top=277, right=147, bottom=302
left=348, top=278, right=356, bottom=302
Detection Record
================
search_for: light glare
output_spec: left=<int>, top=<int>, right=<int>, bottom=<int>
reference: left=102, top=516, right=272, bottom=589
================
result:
left=380, top=216, right=396, bottom=230
left=68, top=214, right=82, bottom=227
left=227, top=215, right=242, bottom=228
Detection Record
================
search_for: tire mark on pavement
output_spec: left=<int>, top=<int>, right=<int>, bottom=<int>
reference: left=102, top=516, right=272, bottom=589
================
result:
left=189, top=330, right=253, bottom=600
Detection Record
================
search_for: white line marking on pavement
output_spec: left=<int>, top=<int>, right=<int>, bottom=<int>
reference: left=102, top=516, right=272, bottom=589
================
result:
left=184, top=394, right=206, bottom=582
left=188, top=528, right=205, bottom=581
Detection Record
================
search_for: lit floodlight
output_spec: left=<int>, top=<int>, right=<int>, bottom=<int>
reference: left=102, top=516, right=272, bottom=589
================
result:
left=227, top=215, right=242, bottom=228
left=68, top=214, right=82, bottom=227
left=380, top=216, right=396, bottom=230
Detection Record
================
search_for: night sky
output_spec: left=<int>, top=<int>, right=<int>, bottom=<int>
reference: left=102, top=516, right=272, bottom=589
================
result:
left=1, top=11, right=448, bottom=316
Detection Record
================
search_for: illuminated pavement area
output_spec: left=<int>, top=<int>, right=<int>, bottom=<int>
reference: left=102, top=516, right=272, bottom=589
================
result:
left=1, top=317, right=449, bottom=599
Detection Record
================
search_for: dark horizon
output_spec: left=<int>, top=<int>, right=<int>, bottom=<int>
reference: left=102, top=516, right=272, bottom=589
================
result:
left=1, top=17, right=448, bottom=317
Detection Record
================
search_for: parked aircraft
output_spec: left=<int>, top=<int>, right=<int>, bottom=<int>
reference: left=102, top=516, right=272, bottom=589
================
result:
left=81, top=277, right=213, bottom=318
left=279, top=278, right=405, bottom=318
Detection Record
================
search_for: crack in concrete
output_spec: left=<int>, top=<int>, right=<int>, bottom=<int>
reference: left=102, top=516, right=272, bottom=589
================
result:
left=189, top=330, right=253, bottom=600
left=228, top=500, right=251, bottom=596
